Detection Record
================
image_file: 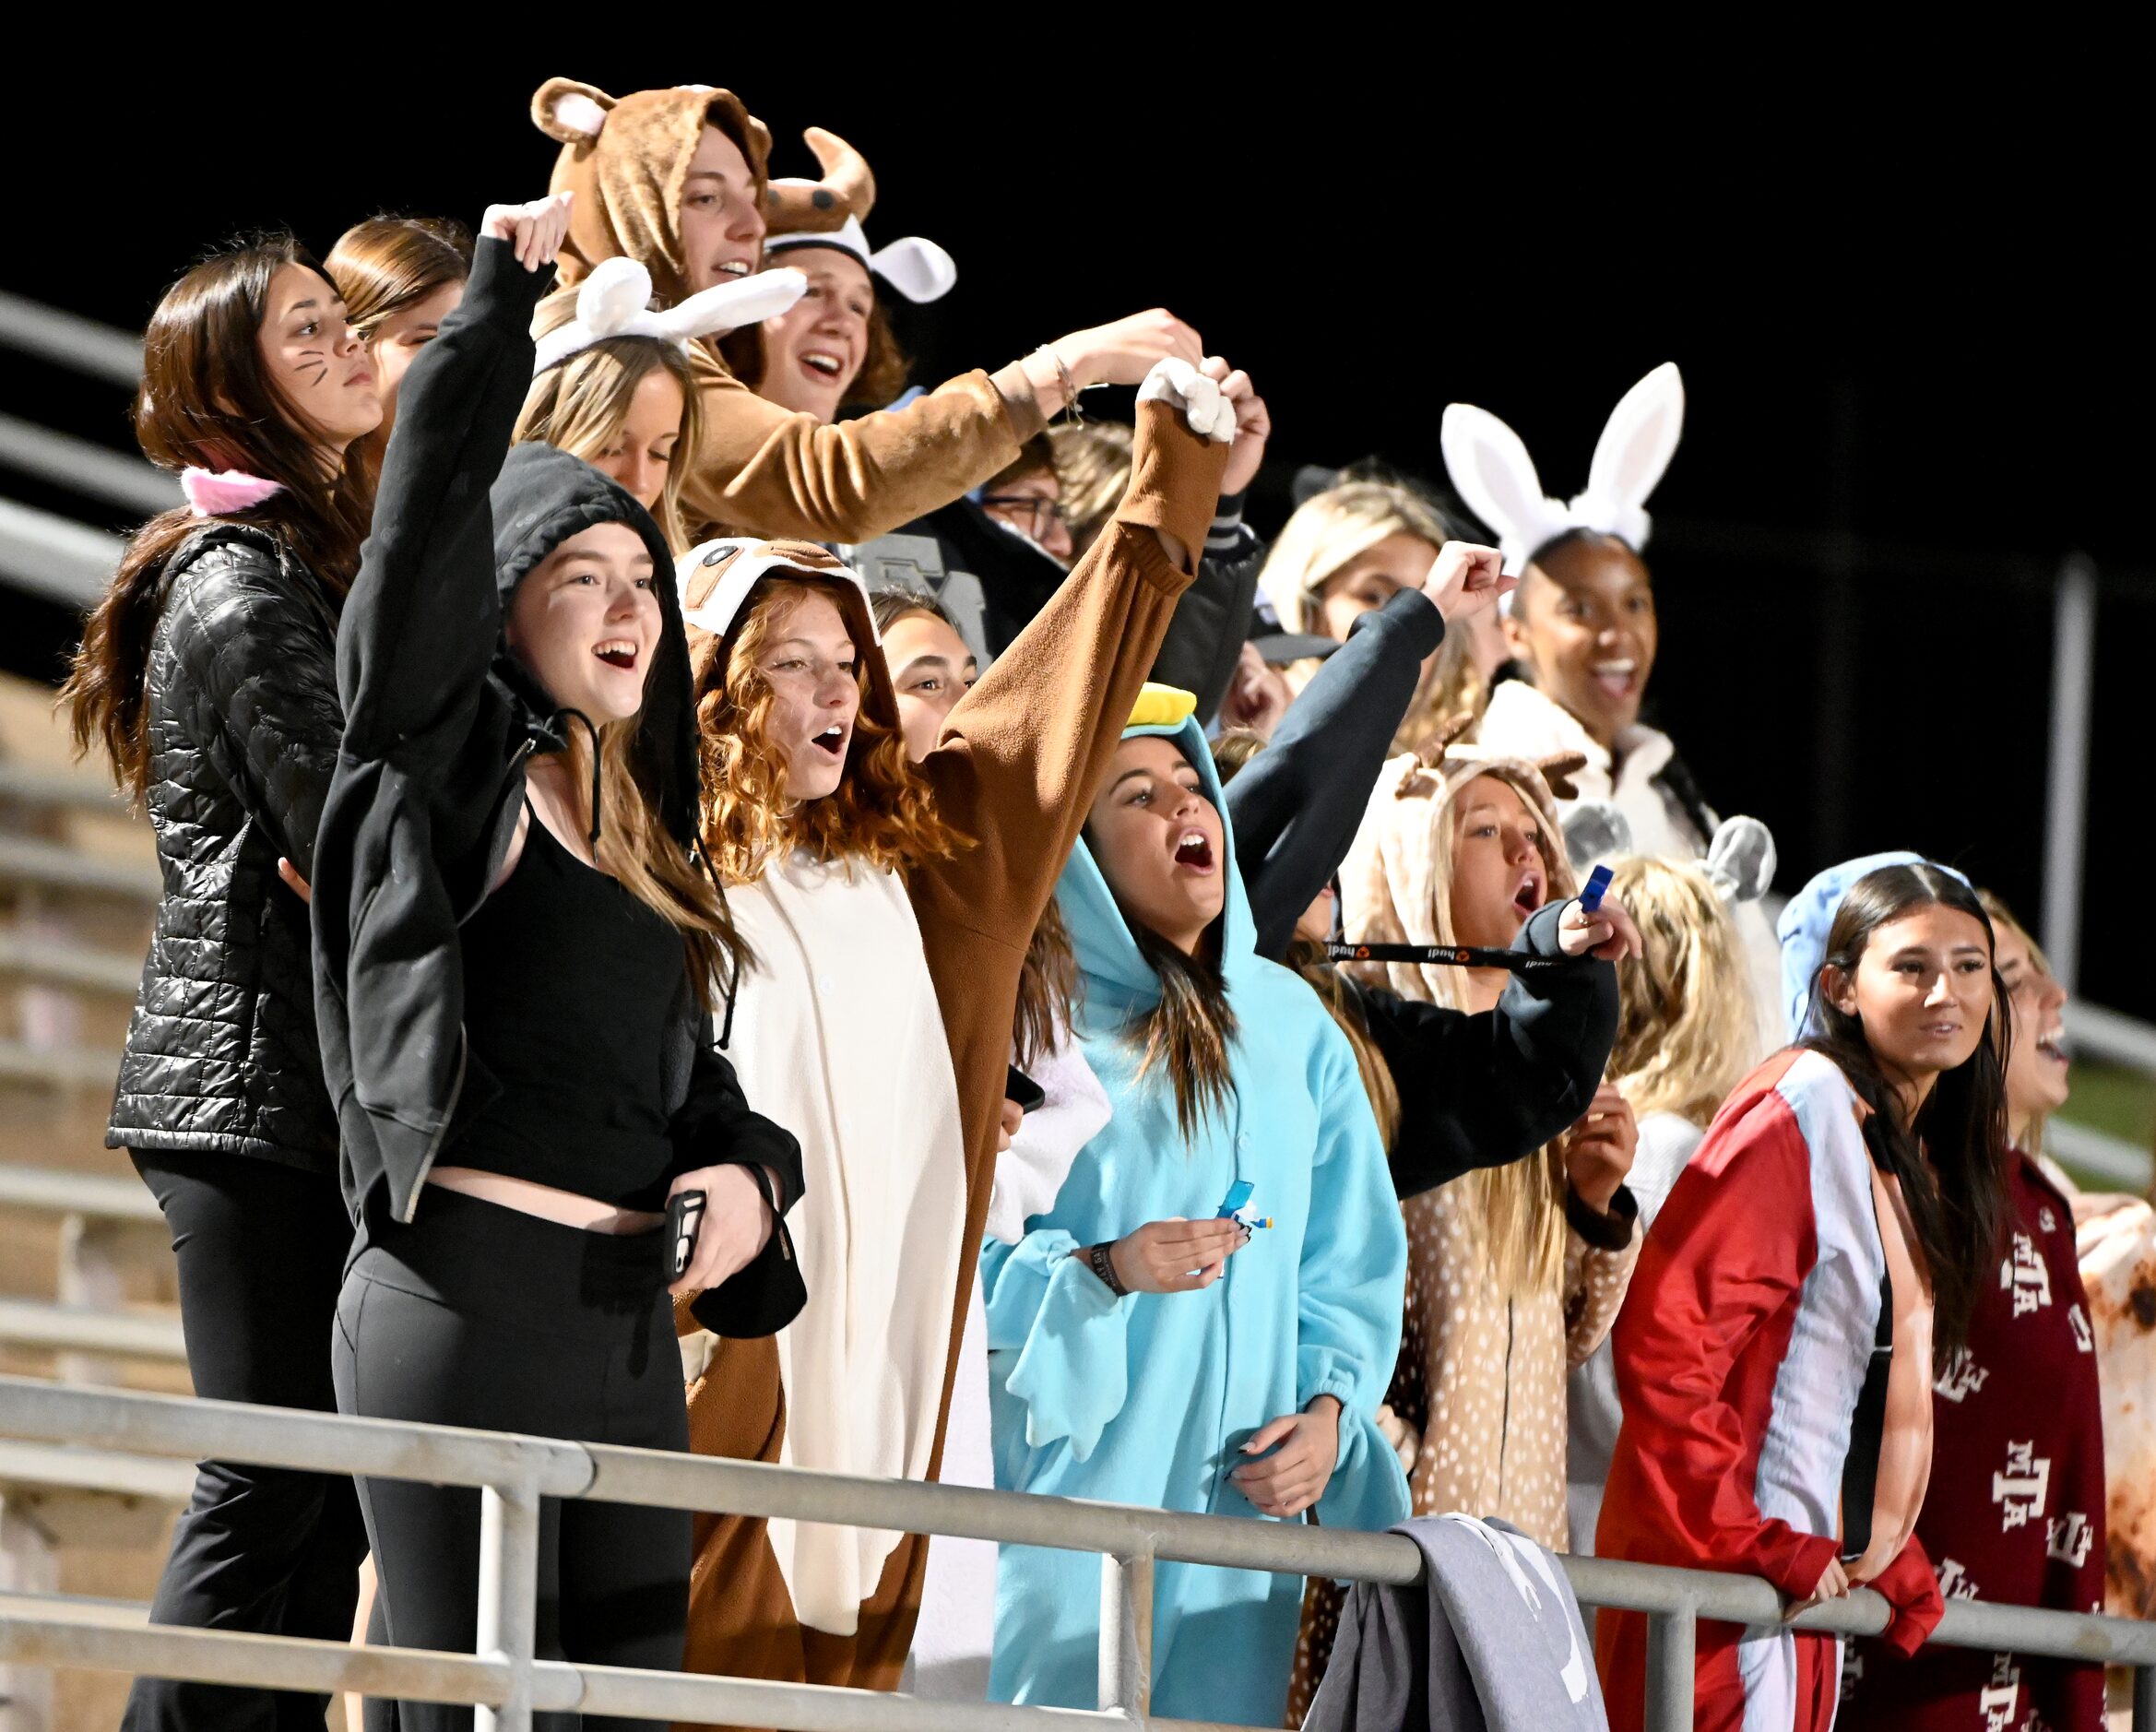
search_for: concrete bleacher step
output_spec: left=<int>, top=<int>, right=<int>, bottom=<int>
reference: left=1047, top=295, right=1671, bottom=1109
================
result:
left=0, top=932, right=143, bottom=998
left=0, top=836, right=159, bottom=904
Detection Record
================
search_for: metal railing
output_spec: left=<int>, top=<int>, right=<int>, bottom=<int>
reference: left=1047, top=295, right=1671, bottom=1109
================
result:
left=0, top=1376, right=2149, bottom=1732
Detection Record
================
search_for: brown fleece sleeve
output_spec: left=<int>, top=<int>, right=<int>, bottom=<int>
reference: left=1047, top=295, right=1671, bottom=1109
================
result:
left=678, top=347, right=1044, bottom=542
left=917, top=398, right=1231, bottom=953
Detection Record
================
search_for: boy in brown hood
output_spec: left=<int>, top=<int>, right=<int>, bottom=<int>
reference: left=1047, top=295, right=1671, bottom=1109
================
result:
left=531, top=77, right=1203, bottom=545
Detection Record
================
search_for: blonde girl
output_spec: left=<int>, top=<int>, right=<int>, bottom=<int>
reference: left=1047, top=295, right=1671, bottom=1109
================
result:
left=1566, top=853, right=1760, bottom=1549
left=1254, top=480, right=1507, bottom=751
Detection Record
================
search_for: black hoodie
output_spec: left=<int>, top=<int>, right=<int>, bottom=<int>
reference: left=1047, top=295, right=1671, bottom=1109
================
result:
left=311, top=237, right=801, bottom=1323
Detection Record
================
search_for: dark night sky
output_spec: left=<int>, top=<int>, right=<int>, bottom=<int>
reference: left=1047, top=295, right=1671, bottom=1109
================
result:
left=6, top=57, right=2150, bottom=1013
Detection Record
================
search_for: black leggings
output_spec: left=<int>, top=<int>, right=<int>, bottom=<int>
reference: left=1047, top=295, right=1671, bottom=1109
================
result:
left=124, top=1148, right=369, bottom=1732
left=332, top=1186, right=690, bottom=1732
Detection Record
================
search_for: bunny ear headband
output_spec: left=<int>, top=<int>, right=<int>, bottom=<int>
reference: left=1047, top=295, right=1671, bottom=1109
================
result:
left=1439, top=362, right=1686, bottom=578
left=531, top=256, right=809, bottom=376
left=675, top=536, right=882, bottom=644
left=1558, top=805, right=1776, bottom=909
left=761, top=127, right=956, bottom=304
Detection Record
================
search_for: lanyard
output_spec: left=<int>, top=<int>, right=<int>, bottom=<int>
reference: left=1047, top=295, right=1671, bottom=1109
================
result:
left=1322, top=940, right=1575, bottom=976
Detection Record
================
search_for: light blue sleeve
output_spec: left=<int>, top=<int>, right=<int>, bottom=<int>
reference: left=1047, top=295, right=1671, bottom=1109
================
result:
left=980, top=1230, right=1135, bottom=1461
left=1294, top=1041, right=1412, bottom=1534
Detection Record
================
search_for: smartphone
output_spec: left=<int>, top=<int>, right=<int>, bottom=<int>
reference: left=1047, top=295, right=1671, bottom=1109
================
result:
left=1216, top=1179, right=1254, bottom=1218
left=1578, top=862, right=1614, bottom=913
left=1005, top=1063, right=1047, bottom=1116
left=666, top=1190, right=707, bottom=1281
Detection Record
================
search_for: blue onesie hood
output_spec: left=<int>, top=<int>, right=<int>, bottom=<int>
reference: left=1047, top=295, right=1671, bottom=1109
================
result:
left=1056, top=706, right=1260, bottom=1014
left=1777, top=850, right=1972, bottom=1039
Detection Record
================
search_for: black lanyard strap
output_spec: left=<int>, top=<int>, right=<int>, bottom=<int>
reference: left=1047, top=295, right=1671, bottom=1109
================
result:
left=1322, top=940, right=1574, bottom=975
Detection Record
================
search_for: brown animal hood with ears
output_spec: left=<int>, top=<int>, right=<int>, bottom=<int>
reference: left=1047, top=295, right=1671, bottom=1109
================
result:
left=1338, top=718, right=1586, bottom=1011
left=531, top=77, right=774, bottom=303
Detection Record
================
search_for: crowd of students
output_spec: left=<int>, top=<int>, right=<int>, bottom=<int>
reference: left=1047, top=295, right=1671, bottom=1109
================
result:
left=56, top=74, right=2148, bottom=1732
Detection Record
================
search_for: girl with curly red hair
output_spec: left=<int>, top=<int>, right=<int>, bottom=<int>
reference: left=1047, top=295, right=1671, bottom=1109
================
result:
left=667, top=362, right=1240, bottom=1702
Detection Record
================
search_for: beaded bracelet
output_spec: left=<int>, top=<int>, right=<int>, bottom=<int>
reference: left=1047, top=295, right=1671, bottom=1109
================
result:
left=1034, top=344, right=1082, bottom=423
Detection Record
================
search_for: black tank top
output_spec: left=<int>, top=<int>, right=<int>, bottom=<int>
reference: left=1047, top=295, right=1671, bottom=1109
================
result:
left=449, top=808, right=684, bottom=1210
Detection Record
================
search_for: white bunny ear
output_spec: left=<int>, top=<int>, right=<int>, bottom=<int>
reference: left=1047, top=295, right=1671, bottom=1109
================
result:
left=869, top=236, right=956, bottom=303
left=1572, top=362, right=1684, bottom=551
left=1703, top=813, right=1776, bottom=905
left=1439, top=402, right=1572, bottom=575
left=576, top=256, right=654, bottom=338
left=655, top=267, right=809, bottom=342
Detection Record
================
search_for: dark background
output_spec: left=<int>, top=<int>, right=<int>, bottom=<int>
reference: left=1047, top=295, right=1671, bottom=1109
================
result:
left=5, top=60, right=2150, bottom=1014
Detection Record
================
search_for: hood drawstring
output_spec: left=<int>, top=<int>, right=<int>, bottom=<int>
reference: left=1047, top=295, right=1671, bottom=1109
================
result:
left=549, top=707, right=605, bottom=846
left=690, top=840, right=742, bottom=1050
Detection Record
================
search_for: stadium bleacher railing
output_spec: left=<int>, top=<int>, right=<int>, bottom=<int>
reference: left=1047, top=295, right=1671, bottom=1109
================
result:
left=0, top=1375, right=2150, bottom=1732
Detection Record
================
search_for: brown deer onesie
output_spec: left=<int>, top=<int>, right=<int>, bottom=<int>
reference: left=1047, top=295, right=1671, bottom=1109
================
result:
left=672, top=401, right=1226, bottom=1724
left=531, top=78, right=1044, bottom=544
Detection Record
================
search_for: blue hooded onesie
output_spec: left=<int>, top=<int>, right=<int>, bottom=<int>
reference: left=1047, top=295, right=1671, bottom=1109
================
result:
left=983, top=696, right=1411, bottom=1726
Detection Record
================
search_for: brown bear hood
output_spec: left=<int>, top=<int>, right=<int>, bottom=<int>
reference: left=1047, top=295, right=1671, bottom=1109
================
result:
left=530, top=77, right=773, bottom=304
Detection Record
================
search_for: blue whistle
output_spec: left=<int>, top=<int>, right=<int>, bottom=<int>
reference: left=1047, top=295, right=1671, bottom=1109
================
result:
left=1216, top=1180, right=1271, bottom=1230
left=1579, top=863, right=1613, bottom=913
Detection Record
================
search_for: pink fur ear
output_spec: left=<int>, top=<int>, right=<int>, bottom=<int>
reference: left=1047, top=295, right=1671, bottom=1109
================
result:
left=181, top=467, right=284, bottom=516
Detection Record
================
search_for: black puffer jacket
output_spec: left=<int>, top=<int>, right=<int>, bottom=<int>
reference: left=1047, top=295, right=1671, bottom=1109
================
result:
left=108, top=523, right=344, bottom=1171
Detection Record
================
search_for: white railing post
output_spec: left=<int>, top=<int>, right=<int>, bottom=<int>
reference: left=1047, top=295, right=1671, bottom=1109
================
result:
left=2043, top=552, right=2097, bottom=991
left=1098, top=1544, right=1154, bottom=1721
left=475, top=1477, right=541, bottom=1732
left=1642, top=1599, right=1696, bottom=1732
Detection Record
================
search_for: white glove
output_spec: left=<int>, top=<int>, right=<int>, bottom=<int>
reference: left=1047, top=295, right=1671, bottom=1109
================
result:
left=1136, top=356, right=1237, bottom=444
left=1705, top=814, right=1776, bottom=905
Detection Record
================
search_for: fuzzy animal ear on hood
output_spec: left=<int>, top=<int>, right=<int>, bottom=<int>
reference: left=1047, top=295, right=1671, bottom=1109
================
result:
left=1561, top=799, right=1632, bottom=871
left=532, top=77, right=615, bottom=147
left=1439, top=362, right=1686, bottom=577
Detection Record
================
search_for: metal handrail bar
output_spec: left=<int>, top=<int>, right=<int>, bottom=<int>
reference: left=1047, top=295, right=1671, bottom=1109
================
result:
left=2068, top=1000, right=2156, bottom=1074
left=2050, top=1120, right=2154, bottom=1191
left=0, top=759, right=131, bottom=812
left=0, top=290, right=143, bottom=386
left=0, top=493, right=124, bottom=609
left=0, top=412, right=177, bottom=516
left=0, top=831, right=161, bottom=898
left=0, top=1163, right=163, bottom=1222
left=0, top=1038, right=129, bottom=1089
left=0, top=1377, right=2149, bottom=1732
left=0, top=1299, right=185, bottom=1361
left=0, top=929, right=148, bottom=995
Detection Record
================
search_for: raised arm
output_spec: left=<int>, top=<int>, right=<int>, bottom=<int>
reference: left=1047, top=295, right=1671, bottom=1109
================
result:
left=914, top=365, right=1234, bottom=954
left=678, top=308, right=1205, bottom=543
left=336, top=201, right=568, bottom=762
left=1359, top=900, right=1620, bottom=1197
left=1228, top=542, right=1507, bottom=959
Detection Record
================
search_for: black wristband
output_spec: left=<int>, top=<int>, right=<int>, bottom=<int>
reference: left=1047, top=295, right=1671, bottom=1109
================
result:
left=1566, top=1181, right=1639, bottom=1252
left=1086, top=1241, right=1130, bottom=1298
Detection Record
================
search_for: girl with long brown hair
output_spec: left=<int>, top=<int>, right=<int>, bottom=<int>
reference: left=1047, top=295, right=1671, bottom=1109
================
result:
left=982, top=685, right=1411, bottom=1726
left=309, top=196, right=803, bottom=1732
left=1596, top=861, right=2013, bottom=1731
left=59, top=231, right=378, bottom=1732
left=326, top=212, right=473, bottom=436
left=669, top=360, right=1239, bottom=1705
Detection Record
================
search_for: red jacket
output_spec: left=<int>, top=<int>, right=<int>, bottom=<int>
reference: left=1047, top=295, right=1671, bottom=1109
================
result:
left=1594, top=1050, right=1944, bottom=1732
